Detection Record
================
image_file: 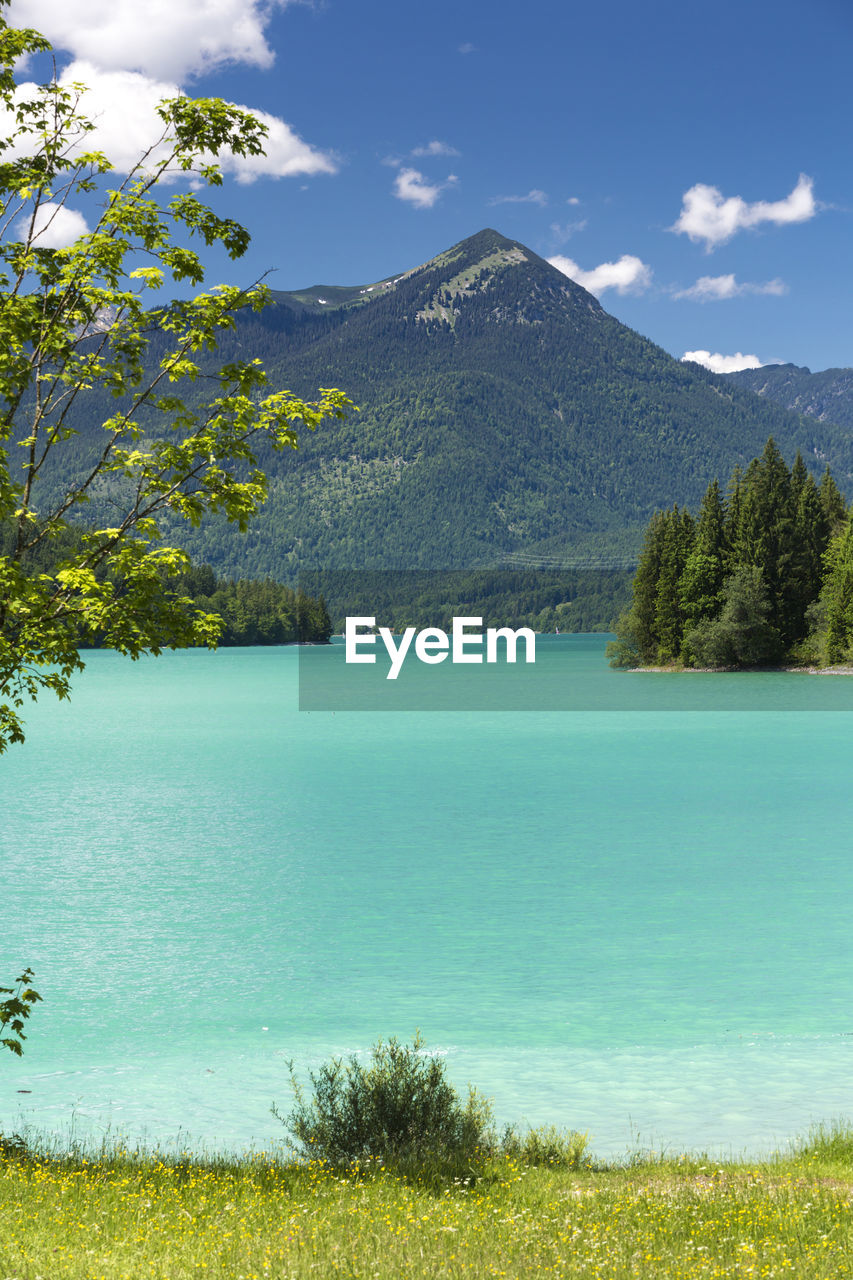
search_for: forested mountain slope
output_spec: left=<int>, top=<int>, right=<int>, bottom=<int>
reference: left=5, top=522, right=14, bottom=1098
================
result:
left=31, top=230, right=853, bottom=578
left=727, top=364, right=853, bottom=434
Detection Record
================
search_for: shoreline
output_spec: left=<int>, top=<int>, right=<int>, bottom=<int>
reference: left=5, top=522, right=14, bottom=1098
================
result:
left=631, top=663, right=853, bottom=675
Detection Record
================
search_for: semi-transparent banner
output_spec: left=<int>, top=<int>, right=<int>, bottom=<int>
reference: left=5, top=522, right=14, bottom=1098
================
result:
left=297, top=569, right=853, bottom=712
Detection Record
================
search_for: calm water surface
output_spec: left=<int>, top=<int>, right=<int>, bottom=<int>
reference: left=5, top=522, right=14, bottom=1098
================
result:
left=2, top=637, right=853, bottom=1158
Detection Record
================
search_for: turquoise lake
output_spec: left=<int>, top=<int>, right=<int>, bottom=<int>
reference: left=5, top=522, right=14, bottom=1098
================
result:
left=2, top=635, right=853, bottom=1159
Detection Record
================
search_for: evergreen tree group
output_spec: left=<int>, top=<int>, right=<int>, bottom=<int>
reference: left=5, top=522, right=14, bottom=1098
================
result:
left=608, top=439, right=851, bottom=669
left=179, top=564, right=333, bottom=645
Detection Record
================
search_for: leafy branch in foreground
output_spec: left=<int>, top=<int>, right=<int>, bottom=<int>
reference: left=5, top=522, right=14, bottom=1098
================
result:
left=0, top=7, right=353, bottom=749
left=0, top=968, right=41, bottom=1057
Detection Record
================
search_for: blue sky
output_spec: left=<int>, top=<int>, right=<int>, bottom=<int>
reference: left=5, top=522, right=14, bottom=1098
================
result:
left=10, top=0, right=853, bottom=371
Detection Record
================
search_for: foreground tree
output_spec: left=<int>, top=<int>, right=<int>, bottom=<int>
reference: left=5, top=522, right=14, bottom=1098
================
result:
left=0, top=9, right=352, bottom=750
left=0, top=969, right=41, bottom=1057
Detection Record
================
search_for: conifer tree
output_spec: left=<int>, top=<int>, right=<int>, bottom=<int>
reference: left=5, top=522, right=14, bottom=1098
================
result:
left=788, top=474, right=829, bottom=632
left=609, top=440, right=848, bottom=670
left=723, top=464, right=744, bottom=572
left=688, top=566, right=782, bottom=668
left=653, top=506, right=694, bottom=663
left=819, top=467, right=847, bottom=533
left=734, top=439, right=798, bottom=639
left=790, top=450, right=808, bottom=511
left=620, top=509, right=669, bottom=662
left=679, top=478, right=727, bottom=652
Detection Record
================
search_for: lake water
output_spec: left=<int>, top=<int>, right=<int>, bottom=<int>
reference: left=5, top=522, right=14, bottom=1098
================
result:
left=3, top=636, right=853, bottom=1159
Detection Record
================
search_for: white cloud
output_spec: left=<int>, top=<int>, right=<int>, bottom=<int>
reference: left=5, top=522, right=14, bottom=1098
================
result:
left=57, top=63, right=180, bottom=172
left=393, top=167, right=457, bottom=209
left=1, top=63, right=337, bottom=183
left=458, top=42, right=476, bottom=54
left=411, top=140, right=460, bottom=158
left=681, top=350, right=765, bottom=374
left=548, top=253, right=652, bottom=296
left=8, top=0, right=292, bottom=82
left=16, top=201, right=90, bottom=248
left=488, top=188, right=548, bottom=207
left=549, top=219, right=587, bottom=243
left=567, top=196, right=581, bottom=206
left=671, top=174, right=816, bottom=251
left=673, top=274, right=788, bottom=302
left=215, top=103, right=338, bottom=183
left=4, top=3, right=336, bottom=186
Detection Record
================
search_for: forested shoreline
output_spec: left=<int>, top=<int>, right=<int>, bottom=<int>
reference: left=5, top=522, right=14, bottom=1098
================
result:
left=177, top=564, right=333, bottom=646
left=0, top=524, right=333, bottom=647
left=607, top=438, right=853, bottom=670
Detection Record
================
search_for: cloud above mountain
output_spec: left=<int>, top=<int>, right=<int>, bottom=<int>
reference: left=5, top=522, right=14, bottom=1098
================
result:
left=488, top=189, right=548, bottom=207
left=682, top=350, right=766, bottom=373
left=673, top=274, right=788, bottom=302
left=548, top=253, right=652, bottom=296
left=672, top=175, right=816, bottom=251
left=393, top=168, right=458, bottom=209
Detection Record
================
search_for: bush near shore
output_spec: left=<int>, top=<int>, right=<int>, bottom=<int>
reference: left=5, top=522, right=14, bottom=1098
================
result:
left=1, top=1123, right=853, bottom=1279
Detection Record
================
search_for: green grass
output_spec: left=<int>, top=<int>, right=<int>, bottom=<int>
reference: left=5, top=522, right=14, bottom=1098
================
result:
left=2, top=1124, right=853, bottom=1277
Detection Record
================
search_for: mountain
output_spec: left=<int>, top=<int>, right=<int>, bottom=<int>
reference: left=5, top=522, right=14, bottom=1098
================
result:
left=44, top=229, right=853, bottom=577
left=726, top=364, right=853, bottom=434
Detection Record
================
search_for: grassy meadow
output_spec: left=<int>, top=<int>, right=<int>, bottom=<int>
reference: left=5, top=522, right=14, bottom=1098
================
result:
left=2, top=1125, right=853, bottom=1279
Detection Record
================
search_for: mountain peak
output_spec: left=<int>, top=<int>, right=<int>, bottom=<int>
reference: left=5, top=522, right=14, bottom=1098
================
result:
left=401, top=227, right=603, bottom=328
left=434, top=227, right=523, bottom=257
left=272, top=229, right=599, bottom=322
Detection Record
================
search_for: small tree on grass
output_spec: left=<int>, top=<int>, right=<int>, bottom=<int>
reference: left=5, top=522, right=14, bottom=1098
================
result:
left=275, top=1033, right=493, bottom=1169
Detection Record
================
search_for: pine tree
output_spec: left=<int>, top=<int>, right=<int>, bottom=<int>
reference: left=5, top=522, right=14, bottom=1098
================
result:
left=788, top=474, right=829, bottom=633
left=819, top=466, right=847, bottom=533
left=653, top=506, right=694, bottom=663
left=689, top=566, right=782, bottom=668
left=679, top=479, right=727, bottom=659
left=723, top=464, right=744, bottom=572
left=790, top=450, right=808, bottom=510
left=623, top=509, right=670, bottom=661
left=734, top=438, right=798, bottom=640
left=610, top=443, right=848, bottom=670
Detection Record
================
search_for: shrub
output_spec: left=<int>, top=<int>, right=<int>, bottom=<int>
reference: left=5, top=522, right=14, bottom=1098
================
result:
left=275, top=1033, right=493, bottom=1169
left=501, top=1124, right=590, bottom=1169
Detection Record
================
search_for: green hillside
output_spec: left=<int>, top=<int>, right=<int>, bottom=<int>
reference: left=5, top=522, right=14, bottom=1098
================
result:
left=24, top=230, right=853, bottom=580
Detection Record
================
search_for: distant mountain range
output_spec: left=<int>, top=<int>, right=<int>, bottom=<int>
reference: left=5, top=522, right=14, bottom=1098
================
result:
left=51, top=229, right=853, bottom=578
left=726, top=364, right=853, bottom=433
